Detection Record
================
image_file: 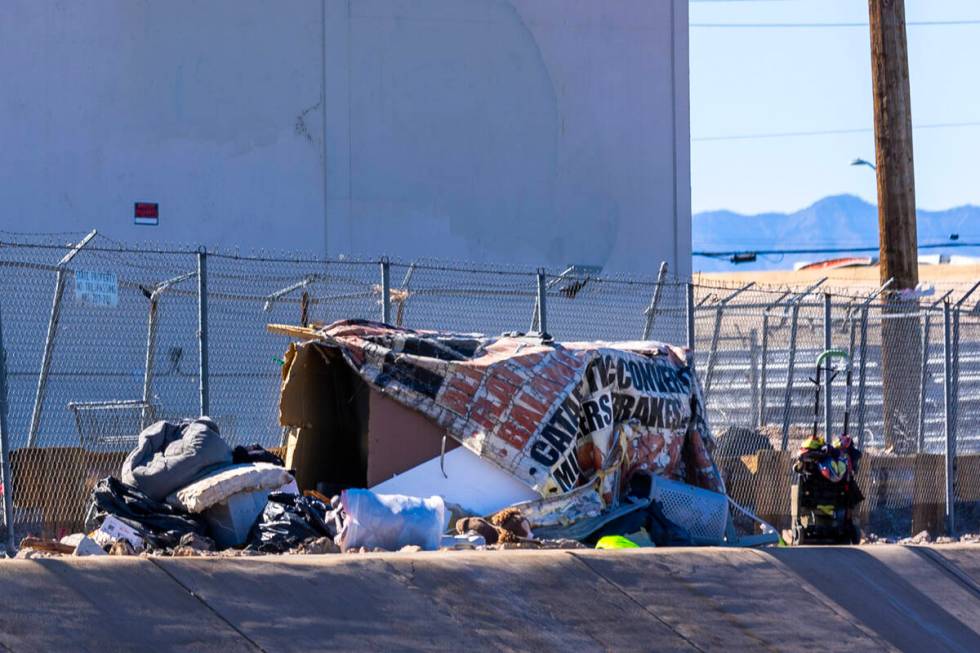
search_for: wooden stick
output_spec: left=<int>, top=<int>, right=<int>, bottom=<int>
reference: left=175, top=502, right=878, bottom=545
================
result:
left=266, top=324, right=323, bottom=340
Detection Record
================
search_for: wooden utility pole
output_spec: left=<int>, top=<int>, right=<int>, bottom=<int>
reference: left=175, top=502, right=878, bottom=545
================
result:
left=869, top=0, right=918, bottom=289
left=868, top=0, right=920, bottom=452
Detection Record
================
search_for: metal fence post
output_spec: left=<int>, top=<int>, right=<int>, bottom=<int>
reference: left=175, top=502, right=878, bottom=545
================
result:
left=300, top=291, right=310, bottom=328
left=842, top=311, right=856, bottom=438
left=705, top=307, right=724, bottom=397
left=143, top=271, right=197, bottom=428
left=917, top=291, right=953, bottom=452
left=536, top=268, right=548, bottom=336
left=759, top=291, right=791, bottom=429
left=856, top=305, right=870, bottom=448
left=380, top=257, right=391, bottom=324
left=759, top=313, right=769, bottom=429
left=27, top=229, right=97, bottom=447
left=0, top=303, right=15, bottom=554
left=28, top=269, right=67, bottom=447
left=704, top=282, right=755, bottom=398
left=686, top=282, right=695, bottom=358
left=197, top=248, right=209, bottom=417
left=853, top=279, right=891, bottom=448
left=641, top=261, right=668, bottom=340
left=749, top=329, right=760, bottom=427
left=780, top=302, right=800, bottom=451
left=395, top=262, right=417, bottom=327
left=951, top=306, right=961, bottom=448
left=942, top=300, right=956, bottom=536
left=949, top=281, right=979, bottom=452
left=918, top=309, right=932, bottom=453
left=143, top=294, right=159, bottom=427
left=779, top=278, right=828, bottom=450
left=823, top=293, right=833, bottom=437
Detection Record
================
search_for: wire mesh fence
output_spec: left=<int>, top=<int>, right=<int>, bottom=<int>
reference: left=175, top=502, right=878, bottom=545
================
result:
left=0, top=235, right=977, bottom=548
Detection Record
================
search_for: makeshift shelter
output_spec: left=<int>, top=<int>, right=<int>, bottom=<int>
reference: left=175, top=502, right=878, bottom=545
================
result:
left=274, top=319, right=725, bottom=532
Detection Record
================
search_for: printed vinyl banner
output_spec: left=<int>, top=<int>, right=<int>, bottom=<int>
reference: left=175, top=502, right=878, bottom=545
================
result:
left=287, top=320, right=724, bottom=503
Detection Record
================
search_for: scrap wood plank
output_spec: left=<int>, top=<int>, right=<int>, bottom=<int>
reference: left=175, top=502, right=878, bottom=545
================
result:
left=19, top=537, right=74, bottom=554
left=266, top=324, right=324, bottom=340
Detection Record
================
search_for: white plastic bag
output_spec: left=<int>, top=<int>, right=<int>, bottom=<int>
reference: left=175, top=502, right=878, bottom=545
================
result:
left=340, top=489, right=445, bottom=552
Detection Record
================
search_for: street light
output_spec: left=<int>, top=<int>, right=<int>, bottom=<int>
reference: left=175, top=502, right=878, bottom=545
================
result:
left=850, top=157, right=876, bottom=170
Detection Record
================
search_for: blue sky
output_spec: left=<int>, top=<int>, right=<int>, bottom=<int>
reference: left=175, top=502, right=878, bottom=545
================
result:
left=689, top=0, right=980, bottom=220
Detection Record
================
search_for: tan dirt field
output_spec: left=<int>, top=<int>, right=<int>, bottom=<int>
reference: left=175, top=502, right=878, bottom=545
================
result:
left=700, top=263, right=980, bottom=298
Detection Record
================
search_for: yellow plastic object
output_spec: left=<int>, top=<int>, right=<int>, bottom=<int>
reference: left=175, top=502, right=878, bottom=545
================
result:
left=595, top=535, right=639, bottom=549
left=801, top=436, right=825, bottom=451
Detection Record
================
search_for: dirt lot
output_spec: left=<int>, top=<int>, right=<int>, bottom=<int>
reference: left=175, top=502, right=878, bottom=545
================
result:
left=700, top=263, right=980, bottom=299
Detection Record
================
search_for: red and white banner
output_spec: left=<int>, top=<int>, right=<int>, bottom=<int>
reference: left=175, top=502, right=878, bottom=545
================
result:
left=288, top=320, right=724, bottom=507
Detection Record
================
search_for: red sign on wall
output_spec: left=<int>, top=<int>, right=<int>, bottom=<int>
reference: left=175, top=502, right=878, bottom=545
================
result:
left=134, top=202, right=159, bottom=225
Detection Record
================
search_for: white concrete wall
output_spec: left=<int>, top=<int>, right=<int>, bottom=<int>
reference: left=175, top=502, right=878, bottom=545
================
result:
left=0, top=0, right=690, bottom=277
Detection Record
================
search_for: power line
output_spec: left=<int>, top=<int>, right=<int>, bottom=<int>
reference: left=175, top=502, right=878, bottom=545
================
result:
left=693, top=120, right=980, bottom=142
left=691, top=19, right=980, bottom=28
left=695, top=126, right=869, bottom=142
left=694, top=241, right=980, bottom=259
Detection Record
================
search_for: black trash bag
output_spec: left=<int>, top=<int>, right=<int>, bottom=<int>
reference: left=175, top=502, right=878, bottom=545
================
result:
left=232, top=444, right=284, bottom=467
left=89, top=476, right=208, bottom=550
left=247, top=492, right=336, bottom=553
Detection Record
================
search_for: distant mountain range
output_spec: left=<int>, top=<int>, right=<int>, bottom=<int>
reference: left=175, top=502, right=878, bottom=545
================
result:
left=693, top=194, right=980, bottom=272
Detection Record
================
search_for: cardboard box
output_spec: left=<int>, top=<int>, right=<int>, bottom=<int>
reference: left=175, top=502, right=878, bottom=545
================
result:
left=280, top=343, right=455, bottom=492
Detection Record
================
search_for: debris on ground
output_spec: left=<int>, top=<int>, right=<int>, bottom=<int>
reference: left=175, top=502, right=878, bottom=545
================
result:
left=61, top=533, right=108, bottom=556
left=454, top=507, right=533, bottom=545
left=292, top=536, right=340, bottom=555
left=175, top=532, right=216, bottom=554
left=248, top=492, right=337, bottom=554
left=489, top=507, right=533, bottom=540
left=109, top=540, right=137, bottom=556
left=440, top=533, right=486, bottom=550
left=456, top=517, right=505, bottom=545
left=339, top=489, right=445, bottom=552
left=861, top=533, right=897, bottom=545
left=169, top=462, right=292, bottom=548
left=14, top=321, right=802, bottom=558
left=18, top=536, right=74, bottom=555
left=372, top=447, right=537, bottom=517
left=595, top=535, right=640, bottom=549
left=89, top=476, right=208, bottom=550
left=900, top=530, right=933, bottom=545
left=273, top=321, right=728, bottom=544
left=92, top=514, right=145, bottom=552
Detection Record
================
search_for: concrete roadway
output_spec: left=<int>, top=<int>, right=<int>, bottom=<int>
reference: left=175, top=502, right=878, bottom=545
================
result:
left=0, top=544, right=978, bottom=652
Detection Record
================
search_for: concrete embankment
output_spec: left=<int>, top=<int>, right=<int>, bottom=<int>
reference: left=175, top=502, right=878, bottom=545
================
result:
left=1, top=545, right=978, bottom=652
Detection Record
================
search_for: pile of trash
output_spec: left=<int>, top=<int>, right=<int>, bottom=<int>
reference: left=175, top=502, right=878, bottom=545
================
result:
left=861, top=531, right=980, bottom=546
left=16, top=417, right=714, bottom=558
left=17, top=320, right=763, bottom=558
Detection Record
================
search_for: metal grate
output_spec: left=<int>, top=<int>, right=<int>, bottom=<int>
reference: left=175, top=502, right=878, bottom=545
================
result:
left=652, top=475, right=729, bottom=546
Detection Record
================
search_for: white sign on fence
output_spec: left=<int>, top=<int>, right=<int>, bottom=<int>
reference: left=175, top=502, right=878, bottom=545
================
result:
left=75, top=269, right=119, bottom=307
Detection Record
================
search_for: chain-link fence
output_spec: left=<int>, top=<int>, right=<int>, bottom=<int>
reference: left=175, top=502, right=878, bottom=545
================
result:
left=0, top=235, right=977, bottom=548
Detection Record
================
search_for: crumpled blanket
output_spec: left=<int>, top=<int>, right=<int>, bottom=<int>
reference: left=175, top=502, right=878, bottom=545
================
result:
left=121, top=417, right=232, bottom=501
